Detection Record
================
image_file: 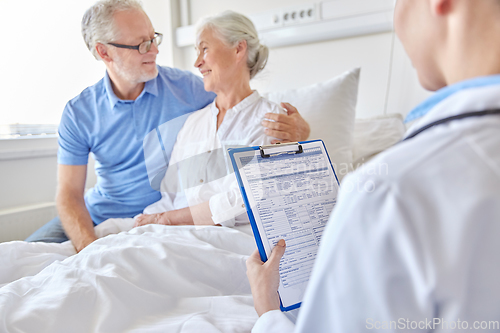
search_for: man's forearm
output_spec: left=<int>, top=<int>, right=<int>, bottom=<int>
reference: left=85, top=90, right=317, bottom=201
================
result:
left=57, top=194, right=97, bottom=252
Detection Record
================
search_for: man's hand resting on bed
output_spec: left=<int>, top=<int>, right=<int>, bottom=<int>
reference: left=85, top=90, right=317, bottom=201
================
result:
left=262, top=103, right=310, bottom=144
left=246, top=239, right=286, bottom=316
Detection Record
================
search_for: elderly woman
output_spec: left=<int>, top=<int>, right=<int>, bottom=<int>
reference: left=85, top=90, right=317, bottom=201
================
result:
left=134, top=11, right=285, bottom=228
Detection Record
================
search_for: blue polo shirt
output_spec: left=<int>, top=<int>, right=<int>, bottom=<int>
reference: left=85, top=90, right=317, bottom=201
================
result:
left=58, top=66, right=215, bottom=224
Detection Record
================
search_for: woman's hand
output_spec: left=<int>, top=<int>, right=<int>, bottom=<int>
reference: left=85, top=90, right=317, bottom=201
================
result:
left=246, top=239, right=286, bottom=316
left=134, top=212, right=171, bottom=228
left=134, top=203, right=214, bottom=228
left=262, top=103, right=311, bottom=143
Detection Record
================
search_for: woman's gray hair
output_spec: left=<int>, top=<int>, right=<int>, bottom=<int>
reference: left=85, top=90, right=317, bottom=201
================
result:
left=196, top=11, right=269, bottom=79
left=81, top=0, right=144, bottom=60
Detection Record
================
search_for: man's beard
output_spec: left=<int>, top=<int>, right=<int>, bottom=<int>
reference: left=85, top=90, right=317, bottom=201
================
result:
left=114, top=61, right=158, bottom=85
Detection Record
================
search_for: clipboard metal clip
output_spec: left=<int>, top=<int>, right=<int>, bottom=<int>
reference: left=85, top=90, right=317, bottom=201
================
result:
left=260, top=142, right=303, bottom=158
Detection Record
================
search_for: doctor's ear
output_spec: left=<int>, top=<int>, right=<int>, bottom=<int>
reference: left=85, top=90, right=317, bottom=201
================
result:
left=96, top=43, right=112, bottom=63
left=430, top=0, right=454, bottom=16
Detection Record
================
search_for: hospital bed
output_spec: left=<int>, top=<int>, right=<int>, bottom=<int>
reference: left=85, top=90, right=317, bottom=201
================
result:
left=0, top=68, right=406, bottom=332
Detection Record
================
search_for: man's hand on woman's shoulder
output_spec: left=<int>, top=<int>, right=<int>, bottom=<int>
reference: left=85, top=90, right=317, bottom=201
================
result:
left=262, top=103, right=310, bottom=143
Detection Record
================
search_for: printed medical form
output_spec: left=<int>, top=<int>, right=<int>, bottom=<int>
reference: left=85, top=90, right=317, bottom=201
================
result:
left=230, top=141, right=339, bottom=310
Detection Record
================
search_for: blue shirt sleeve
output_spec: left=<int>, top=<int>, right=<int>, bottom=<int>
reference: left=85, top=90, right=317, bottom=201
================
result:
left=57, top=102, right=90, bottom=165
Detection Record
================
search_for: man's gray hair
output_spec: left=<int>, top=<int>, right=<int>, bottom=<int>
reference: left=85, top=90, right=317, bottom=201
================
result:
left=196, top=11, right=269, bottom=80
left=82, top=0, right=144, bottom=60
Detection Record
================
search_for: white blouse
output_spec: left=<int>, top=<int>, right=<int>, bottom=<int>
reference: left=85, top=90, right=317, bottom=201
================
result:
left=144, top=91, right=285, bottom=227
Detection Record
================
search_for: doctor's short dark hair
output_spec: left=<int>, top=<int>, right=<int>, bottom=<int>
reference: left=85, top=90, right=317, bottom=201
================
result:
left=81, top=0, right=144, bottom=60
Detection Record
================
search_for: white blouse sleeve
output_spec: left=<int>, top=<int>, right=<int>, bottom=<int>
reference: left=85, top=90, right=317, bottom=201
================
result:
left=209, top=176, right=245, bottom=227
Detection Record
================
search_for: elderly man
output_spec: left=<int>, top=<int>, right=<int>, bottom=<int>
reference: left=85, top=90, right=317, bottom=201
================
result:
left=248, top=0, right=500, bottom=331
left=25, top=0, right=310, bottom=252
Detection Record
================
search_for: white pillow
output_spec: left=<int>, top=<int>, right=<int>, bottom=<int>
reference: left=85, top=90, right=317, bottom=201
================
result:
left=352, top=113, right=406, bottom=167
left=263, top=68, right=360, bottom=180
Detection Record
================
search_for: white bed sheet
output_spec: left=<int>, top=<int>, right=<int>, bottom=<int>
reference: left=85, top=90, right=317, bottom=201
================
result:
left=0, top=222, right=259, bottom=333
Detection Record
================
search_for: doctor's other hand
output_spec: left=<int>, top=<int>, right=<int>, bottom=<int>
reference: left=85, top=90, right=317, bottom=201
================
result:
left=246, top=239, right=286, bottom=316
left=263, top=103, right=310, bottom=143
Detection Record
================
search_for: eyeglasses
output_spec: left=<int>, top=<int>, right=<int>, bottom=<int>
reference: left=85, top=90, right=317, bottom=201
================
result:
left=107, top=32, right=163, bottom=54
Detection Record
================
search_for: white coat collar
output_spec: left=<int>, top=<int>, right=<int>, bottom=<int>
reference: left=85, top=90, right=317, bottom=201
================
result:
left=404, top=84, right=500, bottom=139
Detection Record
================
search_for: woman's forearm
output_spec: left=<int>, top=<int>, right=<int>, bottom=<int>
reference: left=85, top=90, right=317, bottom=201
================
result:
left=166, top=201, right=216, bottom=226
left=134, top=201, right=217, bottom=227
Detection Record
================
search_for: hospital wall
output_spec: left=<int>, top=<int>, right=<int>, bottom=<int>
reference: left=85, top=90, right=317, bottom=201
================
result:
left=176, top=0, right=431, bottom=118
left=0, top=0, right=431, bottom=242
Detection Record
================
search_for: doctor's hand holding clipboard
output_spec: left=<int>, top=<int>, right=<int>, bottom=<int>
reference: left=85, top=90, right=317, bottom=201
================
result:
left=246, top=239, right=287, bottom=316
left=229, top=140, right=339, bottom=312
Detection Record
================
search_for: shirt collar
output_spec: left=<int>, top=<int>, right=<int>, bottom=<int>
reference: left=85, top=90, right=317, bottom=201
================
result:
left=405, top=74, right=500, bottom=123
left=104, top=71, right=120, bottom=109
left=104, top=69, right=159, bottom=109
left=211, top=91, right=261, bottom=116
left=144, top=71, right=159, bottom=97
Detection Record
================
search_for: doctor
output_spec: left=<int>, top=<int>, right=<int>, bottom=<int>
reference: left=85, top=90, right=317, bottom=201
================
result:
left=247, top=0, right=500, bottom=331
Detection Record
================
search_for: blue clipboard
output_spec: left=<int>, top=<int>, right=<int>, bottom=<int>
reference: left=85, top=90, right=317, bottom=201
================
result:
left=228, top=140, right=339, bottom=312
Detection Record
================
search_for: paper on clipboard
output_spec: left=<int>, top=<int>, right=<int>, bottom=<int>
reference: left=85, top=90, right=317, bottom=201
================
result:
left=229, top=140, right=340, bottom=311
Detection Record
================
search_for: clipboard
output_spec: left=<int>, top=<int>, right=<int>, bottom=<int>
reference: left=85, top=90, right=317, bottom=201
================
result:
left=228, top=140, right=340, bottom=311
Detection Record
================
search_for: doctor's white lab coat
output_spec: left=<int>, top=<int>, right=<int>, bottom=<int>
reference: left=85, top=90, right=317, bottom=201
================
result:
left=252, top=84, right=500, bottom=332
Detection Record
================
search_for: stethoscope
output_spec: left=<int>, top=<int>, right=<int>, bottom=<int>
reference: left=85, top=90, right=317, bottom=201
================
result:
left=403, top=109, right=500, bottom=141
